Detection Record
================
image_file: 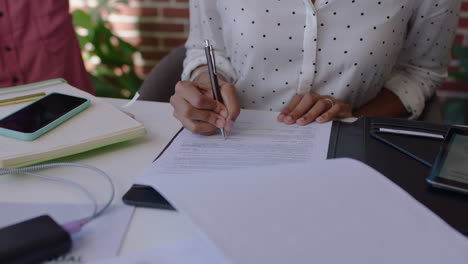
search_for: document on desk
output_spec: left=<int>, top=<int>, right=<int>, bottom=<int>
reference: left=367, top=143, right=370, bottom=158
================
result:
left=0, top=203, right=134, bottom=264
left=135, top=109, right=331, bottom=184
left=143, top=158, right=468, bottom=264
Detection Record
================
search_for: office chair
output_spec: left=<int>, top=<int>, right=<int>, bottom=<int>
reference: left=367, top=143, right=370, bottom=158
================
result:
left=138, top=45, right=442, bottom=123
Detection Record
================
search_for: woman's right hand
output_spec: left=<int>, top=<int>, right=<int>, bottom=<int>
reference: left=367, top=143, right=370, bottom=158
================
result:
left=170, top=72, right=240, bottom=136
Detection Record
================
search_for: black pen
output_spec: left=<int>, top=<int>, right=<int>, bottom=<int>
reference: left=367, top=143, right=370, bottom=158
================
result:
left=204, top=39, right=226, bottom=139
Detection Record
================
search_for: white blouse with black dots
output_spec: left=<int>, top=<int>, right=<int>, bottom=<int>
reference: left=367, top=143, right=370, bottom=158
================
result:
left=182, top=0, right=461, bottom=119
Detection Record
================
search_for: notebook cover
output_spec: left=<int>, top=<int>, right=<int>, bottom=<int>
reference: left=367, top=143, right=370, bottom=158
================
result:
left=0, top=79, right=147, bottom=168
left=327, top=116, right=468, bottom=235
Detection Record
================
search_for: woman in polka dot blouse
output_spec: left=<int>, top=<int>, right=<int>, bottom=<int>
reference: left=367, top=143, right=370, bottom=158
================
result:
left=170, top=0, right=461, bottom=135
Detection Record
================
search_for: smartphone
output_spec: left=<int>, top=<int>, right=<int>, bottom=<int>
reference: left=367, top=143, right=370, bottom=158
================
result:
left=0, top=92, right=90, bottom=141
left=427, top=128, right=468, bottom=195
left=122, top=184, right=175, bottom=210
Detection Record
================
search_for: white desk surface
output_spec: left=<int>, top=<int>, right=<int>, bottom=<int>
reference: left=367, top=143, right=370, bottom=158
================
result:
left=0, top=98, right=198, bottom=255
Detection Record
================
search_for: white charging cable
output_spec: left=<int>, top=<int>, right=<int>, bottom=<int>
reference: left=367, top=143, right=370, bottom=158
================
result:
left=0, top=162, right=115, bottom=233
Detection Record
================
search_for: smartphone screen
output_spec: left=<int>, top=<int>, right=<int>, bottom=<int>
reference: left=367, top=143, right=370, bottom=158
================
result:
left=0, top=93, right=88, bottom=133
left=438, top=133, right=468, bottom=185
left=427, top=128, right=468, bottom=194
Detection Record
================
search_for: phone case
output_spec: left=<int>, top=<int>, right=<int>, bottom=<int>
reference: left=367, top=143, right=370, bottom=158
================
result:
left=0, top=92, right=90, bottom=141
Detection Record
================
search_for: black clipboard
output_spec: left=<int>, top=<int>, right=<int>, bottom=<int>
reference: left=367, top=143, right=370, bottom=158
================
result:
left=328, top=116, right=468, bottom=236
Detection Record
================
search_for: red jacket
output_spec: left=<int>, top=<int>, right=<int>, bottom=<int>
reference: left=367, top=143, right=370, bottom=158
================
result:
left=0, top=0, right=94, bottom=94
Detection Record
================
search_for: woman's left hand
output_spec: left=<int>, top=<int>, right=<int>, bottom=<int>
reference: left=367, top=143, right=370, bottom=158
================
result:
left=277, top=93, right=354, bottom=125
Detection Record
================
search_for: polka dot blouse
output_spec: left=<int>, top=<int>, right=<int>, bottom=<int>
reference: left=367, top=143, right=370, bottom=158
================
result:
left=182, top=0, right=461, bottom=119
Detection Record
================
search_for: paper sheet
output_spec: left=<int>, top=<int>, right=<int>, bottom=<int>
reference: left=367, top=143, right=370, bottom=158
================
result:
left=0, top=203, right=134, bottom=264
left=89, top=232, right=232, bottom=264
left=142, top=158, right=468, bottom=264
left=135, top=109, right=331, bottom=183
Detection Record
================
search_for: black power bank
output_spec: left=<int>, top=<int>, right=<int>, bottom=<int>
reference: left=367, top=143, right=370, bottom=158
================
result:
left=0, top=215, right=72, bottom=264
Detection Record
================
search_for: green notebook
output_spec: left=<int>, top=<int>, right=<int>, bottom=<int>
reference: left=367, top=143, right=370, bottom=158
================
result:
left=0, top=79, right=146, bottom=168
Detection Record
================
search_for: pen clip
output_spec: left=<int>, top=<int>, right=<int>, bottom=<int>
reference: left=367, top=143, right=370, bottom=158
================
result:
left=204, top=40, right=217, bottom=75
left=209, top=45, right=217, bottom=75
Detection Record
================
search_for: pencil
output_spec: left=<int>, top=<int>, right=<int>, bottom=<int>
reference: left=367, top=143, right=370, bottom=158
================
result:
left=0, top=92, right=46, bottom=107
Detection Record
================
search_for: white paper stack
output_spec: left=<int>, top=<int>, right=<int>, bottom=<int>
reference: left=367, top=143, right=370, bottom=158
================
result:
left=135, top=158, right=468, bottom=264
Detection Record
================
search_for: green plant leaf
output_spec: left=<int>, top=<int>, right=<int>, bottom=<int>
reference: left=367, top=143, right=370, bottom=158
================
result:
left=453, top=45, right=468, bottom=73
left=94, top=64, right=115, bottom=77
left=72, top=10, right=95, bottom=41
left=117, top=36, right=139, bottom=56
left=448, top=71, right=468, bottom=84
left=92, top=23, right=135, bottom=65
left=76, top=35, right=89, bottom=50
left=73, top=2, right=143, bottom=99
left=89, top=74, right=121, bottom=98
left=115, top=71, right=142, bottom=95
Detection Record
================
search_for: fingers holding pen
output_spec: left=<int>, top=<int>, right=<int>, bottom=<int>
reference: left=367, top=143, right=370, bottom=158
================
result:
left=171, top=81, right=229, bottom=135
left=174, top=112, right=219, bottom=136
left=170, top=95, right=225, bottom=128
left=220, top=82, right=240, bottom=132
left=174, top=81, right=228, bottom=118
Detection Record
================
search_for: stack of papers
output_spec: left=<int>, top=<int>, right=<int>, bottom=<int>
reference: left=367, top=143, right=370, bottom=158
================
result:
left=0, top=79, right=146, bottom=168
left=136, top=158, right=468, bottom=264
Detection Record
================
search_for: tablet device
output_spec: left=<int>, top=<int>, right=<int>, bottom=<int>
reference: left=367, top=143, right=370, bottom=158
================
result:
left=427, top=127, right=468, bottom=195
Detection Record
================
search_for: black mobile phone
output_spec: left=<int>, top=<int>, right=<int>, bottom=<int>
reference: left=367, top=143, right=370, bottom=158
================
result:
left=122, top=184, right=175, bottom=210
left=427, top=128, right=468, bottom=195
left=0, top=93, right=90, bottom=141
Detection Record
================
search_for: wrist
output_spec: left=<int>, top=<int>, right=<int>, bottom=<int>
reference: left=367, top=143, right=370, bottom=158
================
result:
left=191, top=68, right=228, bottom=85
left=353, top=88, right=408, bottom=118
left=189, top=66, right=209, bottom=82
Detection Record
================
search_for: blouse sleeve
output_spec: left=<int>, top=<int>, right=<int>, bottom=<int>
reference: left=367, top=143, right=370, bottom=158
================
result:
left=181, top=0, right=237, bottom=83
left=384, top=0, right=461, bottom=119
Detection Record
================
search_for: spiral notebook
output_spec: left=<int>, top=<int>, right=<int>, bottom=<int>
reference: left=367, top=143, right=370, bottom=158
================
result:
left=0, top=79, right=146, bottom=168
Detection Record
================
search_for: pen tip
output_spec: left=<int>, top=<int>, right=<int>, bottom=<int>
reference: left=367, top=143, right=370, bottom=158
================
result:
left=221, top=128, right=226, bottom=139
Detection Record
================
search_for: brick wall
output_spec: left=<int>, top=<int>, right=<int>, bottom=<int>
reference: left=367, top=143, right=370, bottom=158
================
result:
left=70, top=0, right=190, bottom=77
left=70, top=0, right=468, bottom=95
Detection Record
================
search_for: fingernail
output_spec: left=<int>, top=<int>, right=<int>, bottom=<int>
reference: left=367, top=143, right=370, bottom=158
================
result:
left=226, top=120, right=235, bottom=131
left=216, top=119, right=225, bottom=128
left=278, top=113, right=285, bottom=121
left=297, top=118, right=304, bottom=124
left=316, top=117, right=324, bottom=123
left=220, top=110, right=228, bottom=118
left=286, top=116, right=293, bottom=122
